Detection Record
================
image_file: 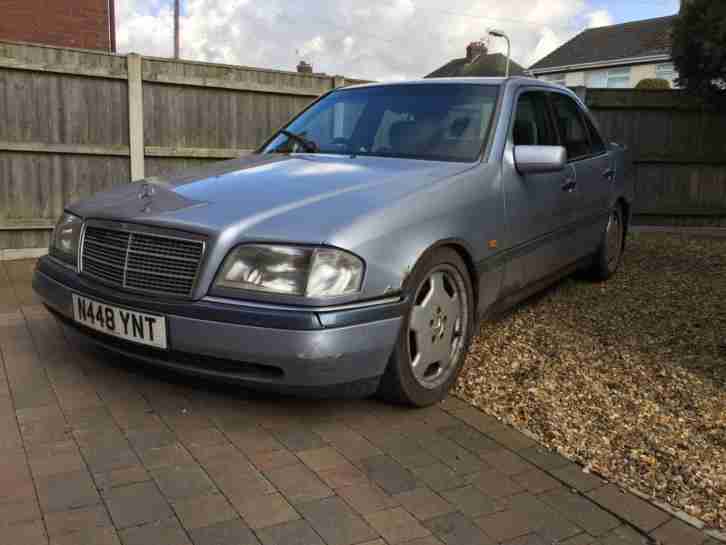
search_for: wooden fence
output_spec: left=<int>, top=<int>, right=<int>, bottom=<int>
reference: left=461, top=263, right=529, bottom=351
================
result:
left=0, top=40, right=365, bottom=256
left=579, top=88, right=726, bottom=227
left=2, top=45, right=725, bottom=256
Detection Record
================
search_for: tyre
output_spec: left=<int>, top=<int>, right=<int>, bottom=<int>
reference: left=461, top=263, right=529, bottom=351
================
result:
left=378, top=247, right=475, bottom=407
left=589, top=204, right=625, bottom=281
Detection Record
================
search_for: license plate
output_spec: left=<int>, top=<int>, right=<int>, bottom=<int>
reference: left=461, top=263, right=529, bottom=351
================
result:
left=72, top=294, right=168, bottom=350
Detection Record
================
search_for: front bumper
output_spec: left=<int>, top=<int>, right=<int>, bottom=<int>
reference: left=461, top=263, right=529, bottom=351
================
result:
left=33, top=257, right=404, bottom=391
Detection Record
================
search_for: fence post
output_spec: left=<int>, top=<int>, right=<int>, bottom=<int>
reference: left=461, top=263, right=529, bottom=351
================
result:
left=332, top=75, right=346, bottom=89
left=571, top=85, right=588, bottom=105
left=127, top=53, right=145, bottom=181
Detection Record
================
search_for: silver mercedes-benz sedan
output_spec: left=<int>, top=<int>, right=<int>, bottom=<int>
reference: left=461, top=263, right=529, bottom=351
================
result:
left=33, top=77, right=633, bottom=406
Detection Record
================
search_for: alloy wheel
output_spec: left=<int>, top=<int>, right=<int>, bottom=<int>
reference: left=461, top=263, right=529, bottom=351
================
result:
left=407, top=264, right=468, bottom=389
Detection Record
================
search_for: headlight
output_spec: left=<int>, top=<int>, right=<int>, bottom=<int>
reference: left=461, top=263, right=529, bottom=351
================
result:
left=215, top=245, right=364, bottom=298
left=50, top=212, right=83, bottom=267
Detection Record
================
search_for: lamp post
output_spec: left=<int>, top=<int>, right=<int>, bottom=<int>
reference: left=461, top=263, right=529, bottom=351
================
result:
left=488, top=29, right=510, bottom=78
left=173, top=0, right=180, bottom=59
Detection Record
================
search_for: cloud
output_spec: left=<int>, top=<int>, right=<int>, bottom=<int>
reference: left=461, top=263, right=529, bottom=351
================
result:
left=116, top=0, right=614, bottom=80
left=586, top=9, right=614, bottom=29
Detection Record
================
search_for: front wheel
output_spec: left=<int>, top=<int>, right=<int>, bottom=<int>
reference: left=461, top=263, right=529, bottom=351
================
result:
left=378, top=248, right=475, bottom=407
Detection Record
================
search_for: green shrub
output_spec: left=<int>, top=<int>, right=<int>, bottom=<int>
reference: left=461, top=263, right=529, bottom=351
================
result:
left=635, top=78, right=671, bottom=90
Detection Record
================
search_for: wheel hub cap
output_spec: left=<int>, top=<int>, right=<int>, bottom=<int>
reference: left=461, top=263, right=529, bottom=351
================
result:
left=408, top=266, right=468, bottom=389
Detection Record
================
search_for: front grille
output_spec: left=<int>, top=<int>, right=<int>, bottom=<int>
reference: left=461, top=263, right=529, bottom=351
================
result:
left=81, top=223, right=205, bottom=298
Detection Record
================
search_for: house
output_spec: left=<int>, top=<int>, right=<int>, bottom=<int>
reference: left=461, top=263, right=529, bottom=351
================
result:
left=0, top=0, right=115, bottom=51
left=529, top=15, right=678, bottom=89
left=427, top=42, right=527, bottom=78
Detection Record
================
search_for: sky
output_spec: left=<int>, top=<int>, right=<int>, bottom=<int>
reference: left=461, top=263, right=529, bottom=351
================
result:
left=115, top=0, right=680, bottom=81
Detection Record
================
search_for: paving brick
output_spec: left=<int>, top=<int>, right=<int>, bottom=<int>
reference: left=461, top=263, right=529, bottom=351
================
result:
left=126, top=427, right=177, bottom=452
left=650, top=518, right=707, bottom=545
left=265, top=463, right=332, bottom=504
left=360, top=455, right=419, bottom=495
left=441, top=485, right=505, bottom=518
left=27, top=440, right=85, bottom=478
left=437, top=425, right=500, bottom=455
left=396, top=538, right=443, bottom=545
left=36, top=469, right=100, bottom=512
left=297, top=447, right=348, bottom=472
left=317, top=462, right=368, bottom=490
left=598, top=525, right=648, bottom=545
left=137, top=442, right=194, bottom=470
left=424, top=511, right=494, bottom=545
left=256, top=519, right=325, bottom=545
left=188, top=518, right=260, bottom=545
left=299, top=496, right=379, bottom=545
left=486, top=428, right=537, bottom=452
left=0, top=498, right=41, bottom=526
left=393, top=488, right=455, bottom=521
left=50, top=526, right=121, bottom=545
left=475, top=508, right=539, bottom=542
left=518, top=446, right=571, bottom=471
left=173, top=493, right=237, bottom=531
left=249, top=449, right=299, bottom=472
left=551, top=464, right=606, bottom=493
left=152, top=464, right=216, bottom=500
left=479, top=449, right=534, bottom=477
left=423, top=438, right=486, bottom=475
left=103, top=481, right=174, bottom=529
left=82, top=444, right=140, bottom=474
left=364, top=507, right=431, bottom=543
left=511, top=468, right=563, bottom=494
left=375, top=437, right=438, bottom=469
left=227, top=427, right=285, bottom=455
left=313, top=425, right=381, bottom=461
left=501, top=533, right=549, bottom=545
left=467, top=467, right=529, bottom=499
left=232, top=492, right=299, bottom=529
left=93, top=464, right=150, bottom=493
left=3, top=519, right=47, bottom=545
left=411, top=463, right=466, bottom=493
left=560, top=534, right=596, bottom=545
left=118, top=516, right=190, bottom=545
left=44, top=504, right=111, bottom=536
left=273, top=428, right=326, bottom=453
left=587, top=485, right=670, bottom=532
left=337, top=483, right=399, bottom=516
left=540, top=488, right=620, bottom=537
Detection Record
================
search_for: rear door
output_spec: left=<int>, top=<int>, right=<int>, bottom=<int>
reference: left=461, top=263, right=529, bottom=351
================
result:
left=548, top=92, right=613, bottom=258
left=501, top=89, right=577, bottom=293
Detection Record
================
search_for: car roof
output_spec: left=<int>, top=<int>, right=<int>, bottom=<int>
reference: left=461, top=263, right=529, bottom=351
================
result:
left=339, top=77, right=565, bottom=92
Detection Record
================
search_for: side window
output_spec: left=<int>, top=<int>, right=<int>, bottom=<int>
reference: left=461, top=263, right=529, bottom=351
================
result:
left=512, top=92, right=558, bottom=146
left=549, top=93, right=591, bottom=161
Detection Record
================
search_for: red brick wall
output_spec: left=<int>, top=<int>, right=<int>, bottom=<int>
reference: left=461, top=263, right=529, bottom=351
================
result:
left=0, top=0, right=112, bottom=51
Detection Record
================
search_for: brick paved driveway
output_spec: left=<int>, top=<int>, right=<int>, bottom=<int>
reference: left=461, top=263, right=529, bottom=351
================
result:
left=0, top=259, right=715, bottom=545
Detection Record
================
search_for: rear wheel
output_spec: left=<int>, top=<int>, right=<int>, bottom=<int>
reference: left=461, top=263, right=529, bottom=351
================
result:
left=589, top=204, right=625, bottom=281
left=378, top=248, right=475, bottom=407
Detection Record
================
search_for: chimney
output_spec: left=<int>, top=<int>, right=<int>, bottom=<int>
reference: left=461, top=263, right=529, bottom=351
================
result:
left=466, top=41, right=487, bottom=62
left=297, top=60, right=313, bottom=74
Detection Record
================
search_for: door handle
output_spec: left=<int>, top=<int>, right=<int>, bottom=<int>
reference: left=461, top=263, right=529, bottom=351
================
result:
left=561, top=178, right=577, bottom=192
left=602, top=168, right=615, bottom=181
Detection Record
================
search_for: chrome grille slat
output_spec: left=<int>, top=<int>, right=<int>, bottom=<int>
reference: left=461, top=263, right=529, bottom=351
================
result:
left=80, top=224, right=204, bottom=298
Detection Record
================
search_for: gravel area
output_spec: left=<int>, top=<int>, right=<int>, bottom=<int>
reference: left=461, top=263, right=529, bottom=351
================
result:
left=456, top=232, right=726, bottom=530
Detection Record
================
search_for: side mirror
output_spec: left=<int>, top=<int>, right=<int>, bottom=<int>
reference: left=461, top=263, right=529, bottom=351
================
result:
left=514, top=145, right=566, bottom=174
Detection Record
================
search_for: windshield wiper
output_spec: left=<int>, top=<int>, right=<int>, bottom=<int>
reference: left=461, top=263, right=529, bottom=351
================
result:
left=279, top=130, right=318, bottom=153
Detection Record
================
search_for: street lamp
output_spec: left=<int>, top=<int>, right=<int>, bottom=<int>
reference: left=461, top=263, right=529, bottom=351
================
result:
left=488, top=29, right=511, bottom=78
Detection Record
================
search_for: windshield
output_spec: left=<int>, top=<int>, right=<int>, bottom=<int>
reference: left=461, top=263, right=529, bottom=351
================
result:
left=262, top=84, right=500, bottom=162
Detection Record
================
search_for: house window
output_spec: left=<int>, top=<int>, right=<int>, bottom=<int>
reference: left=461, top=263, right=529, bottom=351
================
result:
left=543, top=74, right=566, bottom=86
left=656, top=63, right=676, bottom=87
left=587, top=67, right=632, bottom=88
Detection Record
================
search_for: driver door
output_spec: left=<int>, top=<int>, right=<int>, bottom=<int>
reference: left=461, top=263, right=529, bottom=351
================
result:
left=501, top=89, right=577, bottom=294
